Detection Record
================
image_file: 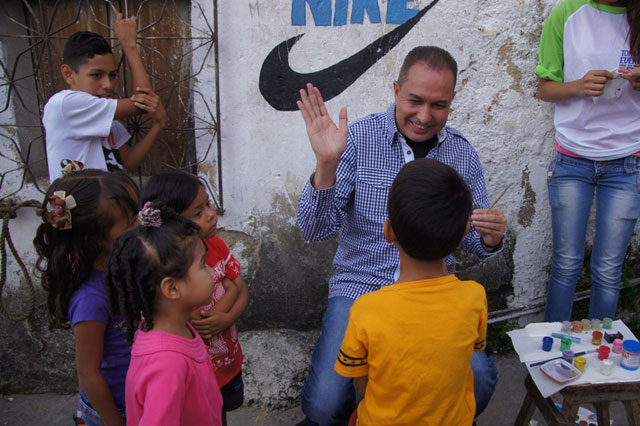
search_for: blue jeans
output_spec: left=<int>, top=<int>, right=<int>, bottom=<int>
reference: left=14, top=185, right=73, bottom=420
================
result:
left=78, top=390, right=125, bottom=426
left=300, top=296, right=498, bottom=425
left=545, top=153, right=640, bottom=321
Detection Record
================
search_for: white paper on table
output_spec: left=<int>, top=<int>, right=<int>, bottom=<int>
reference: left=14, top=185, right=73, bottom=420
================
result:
left=592, top=68, right=625, bottom=103
left=507, top=320, right=640, bottom=398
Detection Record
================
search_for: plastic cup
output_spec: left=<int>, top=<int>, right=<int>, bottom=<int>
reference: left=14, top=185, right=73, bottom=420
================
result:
left=598, top=345, right=610, bottom=360
left=562, top=349, right=575, bottom=363
left=574, top=356, right=586, bottom=372
left=572, top=321, right=582, bottom=333
left=592, top=331, right=603, bottom=345
left=561, top=321, right=571, bottom=333
left=612, top=338, right=624, bottom=354
left=603, top=317, right=613, bottom=329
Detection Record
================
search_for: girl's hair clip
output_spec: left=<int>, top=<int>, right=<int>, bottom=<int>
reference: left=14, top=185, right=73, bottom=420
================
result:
left=45, top=190, right=77, bottom=230
left=138, top=202, right=162, bottom=227
left=60, top=159, right=84, bottom=177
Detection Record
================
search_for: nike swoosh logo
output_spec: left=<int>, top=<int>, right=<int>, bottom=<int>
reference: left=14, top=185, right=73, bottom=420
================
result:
left=259, top=0, right=440, bottom=111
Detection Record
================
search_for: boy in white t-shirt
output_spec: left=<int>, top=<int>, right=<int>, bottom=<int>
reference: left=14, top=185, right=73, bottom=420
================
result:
left=43, top=13, right=166, bottom=182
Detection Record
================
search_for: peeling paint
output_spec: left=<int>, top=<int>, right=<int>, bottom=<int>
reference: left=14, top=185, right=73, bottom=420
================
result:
left=224, top=186, right=337, bottom=331
left=217, top=229, right=260, bottom=277
left=497, top=37, right=524, bottom=95
left=517, top=166, right=536, bottom=228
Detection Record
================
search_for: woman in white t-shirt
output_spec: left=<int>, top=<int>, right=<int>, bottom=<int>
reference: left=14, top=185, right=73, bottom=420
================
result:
left=536, top=0, right=640, bottom=322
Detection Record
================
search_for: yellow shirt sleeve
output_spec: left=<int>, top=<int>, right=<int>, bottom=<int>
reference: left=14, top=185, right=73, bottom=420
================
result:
left=334, top=309, right=369, bottom=378
left=474, top=290, right=488, bottom=351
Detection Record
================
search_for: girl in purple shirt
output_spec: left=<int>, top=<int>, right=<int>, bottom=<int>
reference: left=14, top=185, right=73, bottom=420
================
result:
left=34, top=169, right=140, bottom=426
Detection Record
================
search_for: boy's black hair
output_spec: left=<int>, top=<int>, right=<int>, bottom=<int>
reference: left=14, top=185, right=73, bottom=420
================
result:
left=141, top=171, right=202, bottom=213
left=106, top=202, right=201, bottom=344
left=397, top=46, right=458, bottom=88
left=33, top=169, right=139, bottom=330
left=63, top=31, right=113, bottom=71
left=387, top=158, right=472, bottom=261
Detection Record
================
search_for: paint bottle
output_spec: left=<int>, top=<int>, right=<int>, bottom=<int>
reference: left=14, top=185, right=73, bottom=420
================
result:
left=609, top=338, right=624, bottom=365
left=561, top=321, right=571, bottom=333
left=574, top=356, right=586, bottom=372
left=581, top=319, right=591, bottom=331
left=602, top=317, right=613, bottom=329
left=542, top=336, right=553, bottom=352
left=560, top=337, right=572, bottom=351
left=598, top=345, right=610, bottom=360
left=562, top=349, right=574, bottom=363
left=592, top=331, right=603, bottom=345
left=620, top=340, right=640, bottom=371
left=600, top=359, right=613, bottom=376
left=612, top=339, right=624, bottom=354
left=591, top=318, right=601, bottom=330
left=572, top=321, right=582, bottom=333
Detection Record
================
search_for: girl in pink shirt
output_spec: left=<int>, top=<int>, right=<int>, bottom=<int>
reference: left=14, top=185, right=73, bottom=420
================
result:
left=106, top=202, right=223, bottom=426
left=141, top=171, right=249, bottom=425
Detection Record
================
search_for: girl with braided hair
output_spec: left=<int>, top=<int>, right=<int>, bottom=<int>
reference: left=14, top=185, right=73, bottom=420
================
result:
left=106, top=202, right=223, bottom=426
left=33, top=169, right=139, bottom=426
left=141, top=171, right=248, bottom=425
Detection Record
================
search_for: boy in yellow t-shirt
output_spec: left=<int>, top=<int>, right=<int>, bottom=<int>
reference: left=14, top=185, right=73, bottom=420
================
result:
left=334, top=158, right=488, bottom=426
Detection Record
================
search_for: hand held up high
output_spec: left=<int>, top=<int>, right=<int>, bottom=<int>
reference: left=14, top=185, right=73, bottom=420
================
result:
left=114, top=13, right=137, bottom=50
left=297, top=83, right=348, bottom=190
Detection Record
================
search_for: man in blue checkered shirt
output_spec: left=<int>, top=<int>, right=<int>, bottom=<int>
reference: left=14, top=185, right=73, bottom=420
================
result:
left=296, top=46, right=508, bottom=425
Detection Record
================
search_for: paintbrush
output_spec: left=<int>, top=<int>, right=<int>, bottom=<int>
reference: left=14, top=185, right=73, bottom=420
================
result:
left=488, top=183, right=512, bottom=210
left=528, top=348, right=598, bottom=367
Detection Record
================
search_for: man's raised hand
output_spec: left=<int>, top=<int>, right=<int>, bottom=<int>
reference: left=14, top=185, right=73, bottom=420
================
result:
left=297, top=83, right=348, bottom=189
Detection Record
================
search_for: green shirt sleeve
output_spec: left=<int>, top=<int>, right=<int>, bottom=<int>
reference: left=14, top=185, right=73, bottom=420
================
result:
left=535, top=0, right=586, bottom=82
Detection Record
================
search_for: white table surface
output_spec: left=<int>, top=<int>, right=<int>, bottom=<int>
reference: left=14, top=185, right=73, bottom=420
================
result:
left=507, top=320, right=640, bottom=397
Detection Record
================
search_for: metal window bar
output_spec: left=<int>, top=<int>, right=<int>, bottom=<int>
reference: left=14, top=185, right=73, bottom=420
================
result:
left=0, top=0, right=223, bottom=213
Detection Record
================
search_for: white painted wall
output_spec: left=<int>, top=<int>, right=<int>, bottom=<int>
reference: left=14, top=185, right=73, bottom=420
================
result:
left=1, top=0, right=637, bottom=317
left=0, top=39, right=45, bottom=308
left=211, top=0, right=563, bottom=310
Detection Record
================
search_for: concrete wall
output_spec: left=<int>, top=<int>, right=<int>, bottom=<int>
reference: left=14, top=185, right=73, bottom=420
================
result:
left=213, top=0, right=559, bottom=321
left=2, top=0, right=636, bottom=401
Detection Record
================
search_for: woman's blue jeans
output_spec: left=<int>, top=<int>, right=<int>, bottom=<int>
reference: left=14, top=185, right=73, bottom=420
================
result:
left=300, top=296, right=498, bottom=425
left=545, top=153, right=640, bottom=322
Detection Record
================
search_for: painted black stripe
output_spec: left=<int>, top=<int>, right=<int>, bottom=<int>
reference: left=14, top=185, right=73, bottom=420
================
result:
left=337, top=357, right=368, bottom=368
left=339, top=350, right=368, bottom=361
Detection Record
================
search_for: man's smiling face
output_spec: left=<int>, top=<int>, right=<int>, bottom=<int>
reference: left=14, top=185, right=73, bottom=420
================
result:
left=393, top=61, right=455, bottom=142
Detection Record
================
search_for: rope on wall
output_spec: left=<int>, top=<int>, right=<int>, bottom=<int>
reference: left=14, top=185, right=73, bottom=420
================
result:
left=0, top=199, right=40, bottom=321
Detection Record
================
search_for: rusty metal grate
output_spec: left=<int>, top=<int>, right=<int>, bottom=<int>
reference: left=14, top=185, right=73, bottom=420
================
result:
left=0, top=0, right=222, bottom=210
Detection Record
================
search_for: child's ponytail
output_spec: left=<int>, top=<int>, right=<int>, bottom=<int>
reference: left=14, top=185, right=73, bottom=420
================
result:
left=33, top=170, right=138, bottom=330
left=106, top=202, right=201, bottom=344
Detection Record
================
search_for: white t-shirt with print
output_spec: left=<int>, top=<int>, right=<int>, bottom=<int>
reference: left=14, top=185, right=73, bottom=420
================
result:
left=43, top=90, right=130, bottom=181
left=536, top=0, right=640, bottom=160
